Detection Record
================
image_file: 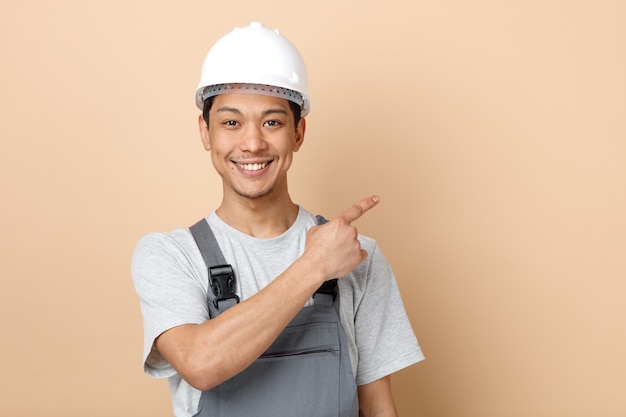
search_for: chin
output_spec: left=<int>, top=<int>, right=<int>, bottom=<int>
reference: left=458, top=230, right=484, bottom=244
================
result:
left=234, top=187, right=275, bottom=199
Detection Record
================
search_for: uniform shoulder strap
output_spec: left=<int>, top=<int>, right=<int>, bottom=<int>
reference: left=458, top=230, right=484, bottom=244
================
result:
left=313, top=215, right=338, bottom=305
left=189, top=218, right=239, bottom=318
left=189, top=218, right=227, bottom=267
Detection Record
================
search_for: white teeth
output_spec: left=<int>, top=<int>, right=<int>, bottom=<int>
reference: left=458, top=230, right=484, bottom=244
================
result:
left=239, top=162, right=268, bottom=171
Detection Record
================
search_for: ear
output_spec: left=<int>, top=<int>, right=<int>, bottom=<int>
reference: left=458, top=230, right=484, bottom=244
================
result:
left=198, top=114, right=211, bottom=151
left=294, top=118, right=306, bottom=152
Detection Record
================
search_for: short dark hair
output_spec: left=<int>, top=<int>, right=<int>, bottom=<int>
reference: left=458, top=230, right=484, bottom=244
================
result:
left=202, top=96, right=302, bottom=127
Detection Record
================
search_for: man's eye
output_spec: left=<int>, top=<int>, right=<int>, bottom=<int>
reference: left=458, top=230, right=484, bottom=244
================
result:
left=225, top=120, right=238, bottom=126
left=264, top=120, right=280, bottom=127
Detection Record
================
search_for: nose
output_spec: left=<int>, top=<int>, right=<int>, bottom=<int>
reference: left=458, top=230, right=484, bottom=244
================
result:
left=239, top=124, right=268, bottom=153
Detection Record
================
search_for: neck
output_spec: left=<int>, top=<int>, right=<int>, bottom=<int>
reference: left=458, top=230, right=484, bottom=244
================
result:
left=216, top=192, right=299, bottom=238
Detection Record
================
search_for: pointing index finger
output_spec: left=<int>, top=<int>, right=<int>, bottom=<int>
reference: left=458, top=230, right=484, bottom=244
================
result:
left=338, top=195, right=380, bottom=224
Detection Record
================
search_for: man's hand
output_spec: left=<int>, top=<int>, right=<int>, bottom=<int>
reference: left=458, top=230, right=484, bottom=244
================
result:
left=304, top=195, right=380, bottom=280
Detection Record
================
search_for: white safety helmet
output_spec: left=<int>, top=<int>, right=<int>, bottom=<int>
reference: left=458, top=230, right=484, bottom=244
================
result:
left=195, top=22, right=310, bottom=117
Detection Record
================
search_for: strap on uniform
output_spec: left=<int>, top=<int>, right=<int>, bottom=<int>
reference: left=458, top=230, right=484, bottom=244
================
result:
left=312, top=215, right=338, bottom=305
left=190, top=219, right=239, bottom=318
left=312, top=278, right=338, bottom=306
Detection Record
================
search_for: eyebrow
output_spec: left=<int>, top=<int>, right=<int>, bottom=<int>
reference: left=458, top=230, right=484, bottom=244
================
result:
left=216, top=106, right=243, bottom=116
left=216, top=106, right=289, bottom=118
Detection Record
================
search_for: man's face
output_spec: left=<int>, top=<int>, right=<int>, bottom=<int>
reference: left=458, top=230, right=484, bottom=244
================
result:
left=199, top=93, right=305, bottom=200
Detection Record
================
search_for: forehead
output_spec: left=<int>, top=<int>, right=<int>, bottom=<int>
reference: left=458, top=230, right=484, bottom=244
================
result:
left=212, top=93, right=291, bottom=112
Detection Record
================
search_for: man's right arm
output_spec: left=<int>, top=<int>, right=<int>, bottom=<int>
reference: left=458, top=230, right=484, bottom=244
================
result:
left=155, top=196, right=380, bottom=391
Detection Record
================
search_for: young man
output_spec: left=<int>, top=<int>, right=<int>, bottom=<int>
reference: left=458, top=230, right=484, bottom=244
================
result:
left=132, top=22, right=424, bottom=417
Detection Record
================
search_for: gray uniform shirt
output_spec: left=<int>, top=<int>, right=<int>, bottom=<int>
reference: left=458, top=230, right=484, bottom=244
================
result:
left=132, top=206, right=424, bottom=417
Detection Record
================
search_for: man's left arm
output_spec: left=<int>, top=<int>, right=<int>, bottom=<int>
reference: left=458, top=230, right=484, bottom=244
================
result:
left=357, top=376, right=398, bottom=417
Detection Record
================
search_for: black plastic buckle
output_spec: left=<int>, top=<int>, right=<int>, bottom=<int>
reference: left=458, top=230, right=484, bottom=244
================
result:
left=208, top=265, right=240, bottom=308
left=313, top=278, right=338, bottom=300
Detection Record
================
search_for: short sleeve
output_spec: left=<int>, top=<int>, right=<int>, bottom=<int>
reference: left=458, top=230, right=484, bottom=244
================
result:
left=131, top=230, right=209, bottom=378
left=353, top=241, right=424, bottom=385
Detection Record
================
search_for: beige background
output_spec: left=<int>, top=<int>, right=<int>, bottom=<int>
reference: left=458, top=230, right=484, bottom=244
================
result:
left=2, top=0, right=625, bottom=416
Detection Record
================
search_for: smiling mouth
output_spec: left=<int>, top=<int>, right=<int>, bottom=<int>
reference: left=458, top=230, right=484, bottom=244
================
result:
left=236, top=161, right=270, bottom=171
